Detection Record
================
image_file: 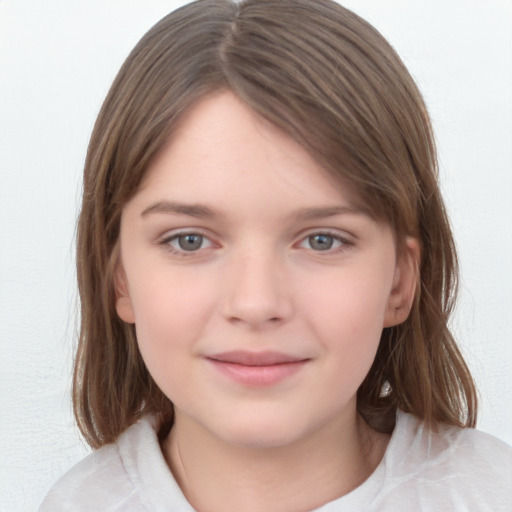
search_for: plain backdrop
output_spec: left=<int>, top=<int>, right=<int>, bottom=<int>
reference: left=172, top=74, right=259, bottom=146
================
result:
left=1, top=1, right=511, bottom=510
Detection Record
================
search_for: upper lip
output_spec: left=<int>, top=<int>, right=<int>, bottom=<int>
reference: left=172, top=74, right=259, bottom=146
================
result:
left=207, top=350, right=308, bottom=366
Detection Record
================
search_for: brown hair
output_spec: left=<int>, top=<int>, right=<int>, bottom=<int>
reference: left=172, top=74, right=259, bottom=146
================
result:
left=74, top=0, right=477, bottom=449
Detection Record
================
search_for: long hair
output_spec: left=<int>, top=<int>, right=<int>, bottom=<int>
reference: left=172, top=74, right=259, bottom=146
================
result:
left=74, top=0, right=477, bottom=448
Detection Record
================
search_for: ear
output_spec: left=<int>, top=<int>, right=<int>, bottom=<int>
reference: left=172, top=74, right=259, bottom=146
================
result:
left=114, top=264, right=136, bottom=324
left=383, top=237, right=420, bottom=328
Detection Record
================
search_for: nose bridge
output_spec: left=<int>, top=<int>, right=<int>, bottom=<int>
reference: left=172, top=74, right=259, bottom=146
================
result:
left=222, top=242, right=292, bottom=327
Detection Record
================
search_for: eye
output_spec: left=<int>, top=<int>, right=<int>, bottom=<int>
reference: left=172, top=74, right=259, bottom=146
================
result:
left=298, top=233, right=346, bottom=252
left=165, top=233, right=213, bottom=252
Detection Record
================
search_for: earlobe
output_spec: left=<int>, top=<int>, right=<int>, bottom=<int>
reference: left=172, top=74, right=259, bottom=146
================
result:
left=114, top=265, right=136, bottom=324
left=383, top=237, right=420, bottom=328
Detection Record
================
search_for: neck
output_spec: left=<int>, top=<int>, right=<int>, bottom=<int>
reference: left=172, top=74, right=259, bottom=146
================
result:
left=162, top=406, right=389, bottom=512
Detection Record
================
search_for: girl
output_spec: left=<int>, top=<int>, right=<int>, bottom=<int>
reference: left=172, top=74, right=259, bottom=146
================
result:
left=40, top=0, right=512, bottom=510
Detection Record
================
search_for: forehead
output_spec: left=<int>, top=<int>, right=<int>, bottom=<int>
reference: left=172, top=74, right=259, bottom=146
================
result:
left=134, top=91, right=367, bottom=216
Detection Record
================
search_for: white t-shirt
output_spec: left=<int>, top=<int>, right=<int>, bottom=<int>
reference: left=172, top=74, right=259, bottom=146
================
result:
left=39, top=411, right=512, bottom=511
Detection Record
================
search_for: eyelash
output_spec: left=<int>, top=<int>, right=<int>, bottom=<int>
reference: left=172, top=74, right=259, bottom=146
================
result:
left=159, top=229, right=353, bottom=257
left=159, top=231, right=215, bottom=257
left=296, top=231, right=352, bottom=254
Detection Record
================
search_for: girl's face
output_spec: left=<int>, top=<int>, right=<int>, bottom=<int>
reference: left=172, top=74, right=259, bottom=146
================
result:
left=116, top=91, right=416, bottom=448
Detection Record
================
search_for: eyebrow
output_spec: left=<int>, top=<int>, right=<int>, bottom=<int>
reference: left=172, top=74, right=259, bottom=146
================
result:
left=294, top=205, right=369, bottom=220
left=141, top=201, right=221, bottom=219
left=140, top=201, right=369, bottom=220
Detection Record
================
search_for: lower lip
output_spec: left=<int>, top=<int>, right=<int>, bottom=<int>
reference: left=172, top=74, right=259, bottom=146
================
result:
left=207, top=359, right=308, bottom=387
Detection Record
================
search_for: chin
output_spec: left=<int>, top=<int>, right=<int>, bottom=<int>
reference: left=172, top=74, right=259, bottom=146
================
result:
left=209, top=411, right=318, bottom=450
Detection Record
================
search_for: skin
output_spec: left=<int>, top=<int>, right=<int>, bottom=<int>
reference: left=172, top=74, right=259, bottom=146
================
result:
left=115, top=91, right=419, bottom=512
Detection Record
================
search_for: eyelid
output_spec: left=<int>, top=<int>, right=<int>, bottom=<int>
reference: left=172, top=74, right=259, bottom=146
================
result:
left=156, top=227, right=354, bottom=257
left=296, top=227, right=354, bottom=242
left=294, top=228, right=354, bottom=252
left=158, top=228, right=219, bottom=255
left=159, top=227, right=206, bottom=241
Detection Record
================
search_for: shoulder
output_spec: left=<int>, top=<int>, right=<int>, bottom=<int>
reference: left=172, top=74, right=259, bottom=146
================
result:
left=378, top=412, right=512, bottom=510
left=38, top=415, right=189, bottom=512
left=39, top=442, right=134, bottom=511
left=396, top=412, right=512, bottom=474
left=450, top=422, right=512, bottom=472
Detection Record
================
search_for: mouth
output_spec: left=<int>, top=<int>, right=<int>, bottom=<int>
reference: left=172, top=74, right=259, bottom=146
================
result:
left=208, top=350, right=308, bottom=366
left=205, top=351, right=310, bottom=386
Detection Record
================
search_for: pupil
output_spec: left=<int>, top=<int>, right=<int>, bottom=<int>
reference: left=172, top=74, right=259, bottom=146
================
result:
left=310, top=234, right=333, bottom=250
left=178, top=234, right=202, bottom=251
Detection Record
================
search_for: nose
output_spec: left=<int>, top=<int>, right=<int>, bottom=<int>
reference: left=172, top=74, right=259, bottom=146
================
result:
left=221, top=249, right=293, bottom=329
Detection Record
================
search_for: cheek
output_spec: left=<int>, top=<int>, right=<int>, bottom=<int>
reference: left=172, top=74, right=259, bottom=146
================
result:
left=127, top=271, right=217, bottom=371
left=305, top=279, right=388, bottom=403
left=307, top=267, right=392, bottom=321
left=300, top=264, right=393, bottom=359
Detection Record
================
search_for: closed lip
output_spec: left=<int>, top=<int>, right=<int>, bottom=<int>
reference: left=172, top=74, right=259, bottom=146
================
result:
left=206, top=350, right=310, bottom=387
left=206, top=350, right=309, bottom=366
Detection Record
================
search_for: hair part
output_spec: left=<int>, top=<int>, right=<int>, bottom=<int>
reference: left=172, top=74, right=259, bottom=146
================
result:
left=74, top=0, right=477, bottom=449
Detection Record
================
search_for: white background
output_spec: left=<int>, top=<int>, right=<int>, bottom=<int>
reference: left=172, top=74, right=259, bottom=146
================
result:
left=1, top=1, right=511, bottom=510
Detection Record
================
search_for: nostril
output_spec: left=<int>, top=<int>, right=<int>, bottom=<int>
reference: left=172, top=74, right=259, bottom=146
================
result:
left=227, top=315, right=283, bottom=327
